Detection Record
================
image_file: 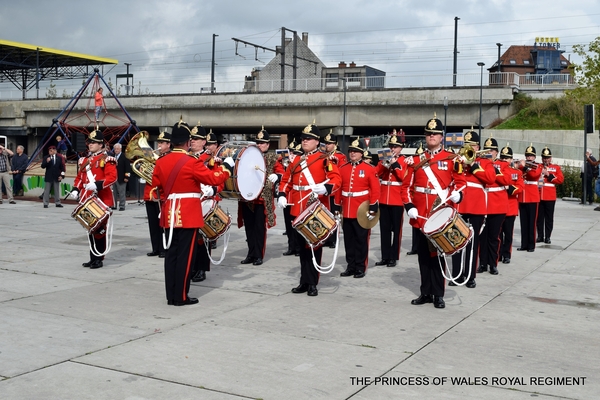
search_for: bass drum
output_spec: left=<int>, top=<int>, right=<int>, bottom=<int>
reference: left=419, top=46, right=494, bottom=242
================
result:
left=215, top=141, right=265, bottom=201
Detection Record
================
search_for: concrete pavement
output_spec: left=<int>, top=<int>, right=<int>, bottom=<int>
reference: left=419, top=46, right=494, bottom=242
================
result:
left=0, top=198, right=598, bottom=399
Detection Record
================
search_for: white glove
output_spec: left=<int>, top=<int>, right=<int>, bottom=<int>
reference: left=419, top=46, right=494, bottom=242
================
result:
left=448, top=191, right=461, bottom=203
left=313, top=183, right=328, bottom=195
left=139, top=178, right=146, bottom=184
left=84, top=182, right=97, bottom=191
left=366, top=212, right=376, bottom=221
left=277, top=197, right=288, bottom=209
left=201, top=185, right=214, bottom=197
left=268, top=173, right=278, bottom=183
left=223, top=157, right=235, bottom=168
left=68, top=191, right=79, bottom=201
left=407, top=208, right=419, bottom=219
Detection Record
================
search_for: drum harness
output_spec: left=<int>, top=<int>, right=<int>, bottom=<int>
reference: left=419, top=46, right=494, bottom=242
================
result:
left=297, top=157, right=340, bottom=274
left=200, top=190, right=231, bottom=266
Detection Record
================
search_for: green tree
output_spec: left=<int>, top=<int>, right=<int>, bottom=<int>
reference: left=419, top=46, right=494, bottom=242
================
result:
left=567, top=36, right=600, bottom=125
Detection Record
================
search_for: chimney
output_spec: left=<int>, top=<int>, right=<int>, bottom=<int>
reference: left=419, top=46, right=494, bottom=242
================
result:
left=349, top=61, right=356, bottom=67
left=302, top=32, right=309, bottom=45
left=339, top=61, right=346, bottom=68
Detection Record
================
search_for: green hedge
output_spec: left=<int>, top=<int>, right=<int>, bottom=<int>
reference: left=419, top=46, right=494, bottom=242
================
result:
left=556, top=164, right=597, bottom=202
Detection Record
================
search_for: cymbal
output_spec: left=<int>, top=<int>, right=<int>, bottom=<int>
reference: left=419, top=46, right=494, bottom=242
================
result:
left=357, top=200, right=380, bottom=229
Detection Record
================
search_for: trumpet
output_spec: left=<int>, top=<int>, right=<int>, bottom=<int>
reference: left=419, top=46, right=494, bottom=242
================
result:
left=457, top=144, right=492, bottom=165
left=514, top=159, right=540, bottom=169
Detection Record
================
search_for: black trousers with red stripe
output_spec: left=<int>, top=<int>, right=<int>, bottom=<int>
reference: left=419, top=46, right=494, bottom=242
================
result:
left=379, top=204, right=403, bottom=261
left=451, top=214, right=484, bottom=280
left=479, top=213, right=505, bottom=268
left=416, top=229, right=446, bottom=297
left=294, top=229, right=322, bottom=286
left=89, top=225, right=107, bottom=262
left=241, top=202, right=267, bottom=259
left=164, top=228, right=198, bottom=303
left=342, top=218, right=370, bottom=273
left=536, top=200, right=555, bottom=240
left=500, top=215, right=516, bottom=260
left=519, top=202, right=538, bottom=251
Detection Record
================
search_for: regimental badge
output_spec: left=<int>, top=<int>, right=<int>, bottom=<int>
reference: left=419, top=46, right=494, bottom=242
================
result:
left=325, top=133, right=331, bottom=142
left=526, top=145, right=534, bottom=153
left=158, top=132, right=165, bottom=140
left=427, top=119, right=437, bottom=130
left=257, top=131, right=264, bottom=139
left=389, top=136, right=398, bottom=144
left=89, top=131, right=96, bottom=139
left=352, top=138, right=359, bottom=147
left=465, top=132, right=472, bottom=142
left=543, top=148, right=550, bottom=156
left=502, top=147, right=509, bottom=155
left=485, top=138, right=492, bottom=147
left=191, top=126, right=198, bottom=135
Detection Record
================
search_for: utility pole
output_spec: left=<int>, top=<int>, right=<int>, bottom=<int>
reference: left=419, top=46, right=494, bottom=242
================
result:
left=496, top=43, right=502, bottom=84
left=453, top=17, right=460, bottom=87
left=124, top=63, right=131, bottom=95
left=211, top=34, right=218, bottom=93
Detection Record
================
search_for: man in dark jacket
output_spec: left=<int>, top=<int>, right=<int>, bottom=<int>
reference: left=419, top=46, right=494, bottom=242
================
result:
left=41, top=146, right=66, bottom=208
left=113, top=143, right=132, bottom=211
left=11, top=145, right=28, bottom=196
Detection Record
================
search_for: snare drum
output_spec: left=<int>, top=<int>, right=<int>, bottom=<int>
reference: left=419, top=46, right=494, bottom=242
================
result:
left=422, top=207, right=472, bottom=255
left=292, top=201, right=338, bottom=247
left=215, top=142, right=265, bottom=201
left=71, top=196, right=112, bottom=233
left=199, top=199, right=231, bottom=240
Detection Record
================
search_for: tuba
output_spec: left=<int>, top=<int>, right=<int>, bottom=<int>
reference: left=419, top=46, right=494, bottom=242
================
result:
left=125, top=131, right=158, bottom=184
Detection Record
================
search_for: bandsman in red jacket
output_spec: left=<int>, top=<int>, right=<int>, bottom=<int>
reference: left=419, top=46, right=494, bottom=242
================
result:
left=239, top=128, right=285, bottom=266
left=498, top=145, right=524, bottom=264
left=400, top=114, right=466, bottom=309
left=334, top=137, right=380, bottom=278
left=71, top=129, right=117, bottom=269
left=321, top=130, right=347, bottom=248
left=478, top=136, right=512, bottom=276
left=151, top=120, right=233, bottom=306
left=374, top=132, right=406, bottom=267
left=517, top=144, right=542, bottom=252
left=277, top=122, right=342, bottom=297
left=536, top=147, right=564, bottom=244
left=450, top=129, right=496, bottom=289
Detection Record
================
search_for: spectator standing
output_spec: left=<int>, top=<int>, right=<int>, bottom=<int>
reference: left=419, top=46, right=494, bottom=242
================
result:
left=41, top=146, right=66, bottom=208
left=11, top=145, right=28, bottom=196
left=112, top=143, right=131, bottom=211
left=582, top=149, right=597, bottom=205
left=0, top=144, right=16, bottom=204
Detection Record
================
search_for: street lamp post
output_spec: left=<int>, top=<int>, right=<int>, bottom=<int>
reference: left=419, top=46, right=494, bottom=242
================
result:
left=443, top=96, right=448, bottom=141
left=124, top=63, right=131, bottom=95
left=496, top=43, right=502, bottom=84
left=477, top=62, right=485, bottom=140
left=341, top=77, right=347, bottom=152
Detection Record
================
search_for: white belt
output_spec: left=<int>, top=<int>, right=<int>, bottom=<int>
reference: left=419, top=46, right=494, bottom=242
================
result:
left=524, top=181, right=538, bottom=185
left=543, top=183, right=555, bottom=187
left=486, top=186, right=506, bottom=193
left=293, top=185, right=311, bottom=191
left=466, top=182, right=484, bottom=189
left=342, top=190, right=369, bottom=197
left=167, top=192, right=202, bottom=200
left=381, top=181, right=402, bottom=186
left=414, top=186, right=437, bottom=195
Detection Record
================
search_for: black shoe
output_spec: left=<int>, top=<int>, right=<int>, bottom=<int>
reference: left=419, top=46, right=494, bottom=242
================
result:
left=283, top=249, right=295, bottom=256
left=167, top=299, right=174, bottom=305
left=477, top=264, right=488, bottom=273
left=90, top=260, right=103, bottom=269
left=307, top=285, right=318, bottom=296
left=375, top=259, right=389, bottom=266
left=252, top=258, right=263, bottom=266
left=536, top=237, right=543, bottom=243
left=489, top=265, right=498, bottom=275
left=119, top=208, right=125, bottom=211
left=159, top=252, right=167, bottom=258
left=292, top=284, right=308, bottom=294
left=353, top=272, right=366, bottom=279
left=527, top=249, right=535, bottom=252
left=466, top=279, right=476, bottom=288
left=433, top=296, right=445, bottom=308
left=325, top=242, right=336, bottom=249
left=56, top=204, right=63, bottom=208
left=387, top=260, right=397, bottom=267
left=147, top=251, right=160, bottom=257
left=502, top=257, right=511, bottom=264
left=43, top=205, right=48, bottom=208
left=82, top=260, right=93, bottom=268
left=173, top=297, right=199, bottom=306
left=406, top=251, right=417, bottom=255
left=240, top=257, right=256, bottom=264
left=544, top=238, right=551, bottom=244
left=294, top=252, right=300, bottom=257
left=594, top=206, right=600, bottom=211
left=411, top=294, right=433, bottom=305
left=110, top=207, right=117, bottom=210
left=192, top=270, right=206, bottom=282
left=516, top=247, right=527, bottom=251
left=340, top=269, right=355, bottom=277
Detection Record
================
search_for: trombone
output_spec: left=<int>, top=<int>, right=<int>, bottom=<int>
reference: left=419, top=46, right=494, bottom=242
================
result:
left=457, top=143, right=492, bottom=165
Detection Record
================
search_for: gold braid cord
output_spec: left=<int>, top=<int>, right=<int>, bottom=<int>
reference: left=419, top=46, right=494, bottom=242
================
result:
left=262, top=152, right=278, bottom=228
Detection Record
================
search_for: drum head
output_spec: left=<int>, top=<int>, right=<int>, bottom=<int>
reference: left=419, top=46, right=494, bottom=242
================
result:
left=235, top=145, right=265, bottom=201
left=423, top=207, right=454, bottom=234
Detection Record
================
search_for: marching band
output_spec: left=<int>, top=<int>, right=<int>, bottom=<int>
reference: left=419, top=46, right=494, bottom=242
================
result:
left=67, top=115, right=563, bottom=308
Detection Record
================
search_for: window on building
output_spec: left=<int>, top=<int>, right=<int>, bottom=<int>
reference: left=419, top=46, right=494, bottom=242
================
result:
left=345, top=72, right=361, bottom=82
left=509, top=59, right=516, bottom=64
left=326, top=73, right=339, bottom=83
left=523, top=60, right=530, bottom=65
left=561, top=60, right=568, bottom=66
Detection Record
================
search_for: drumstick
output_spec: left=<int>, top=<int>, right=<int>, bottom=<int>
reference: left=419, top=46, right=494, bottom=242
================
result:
left=255, top=165, right=266, bottom=173
left=432, top=186, right=465, bottom=213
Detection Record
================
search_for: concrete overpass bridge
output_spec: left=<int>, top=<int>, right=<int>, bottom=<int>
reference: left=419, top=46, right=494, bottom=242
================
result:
left=1, top=86, right=516, bottom=151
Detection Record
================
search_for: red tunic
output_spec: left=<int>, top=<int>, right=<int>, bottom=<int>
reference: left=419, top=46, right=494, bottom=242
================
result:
left=74, top=151, right=117, bottom=207
left=518, top=164, right=542, bottom=203
left=152, top=149, right=231, bottom=228
left=335, top=161, right=380, bottom=219
left=400, top=150, right=466, bottom=230
left=455, top=157, right=496, bottom=215
left=375, top=157, right=405, bottom=206
left=539, top=163, right=564, bottom=201
left=279, top=151, right=341, bottom=217
left=505, top=165, right=524, bottom=217
left=486, top=158, right=513, bottom=215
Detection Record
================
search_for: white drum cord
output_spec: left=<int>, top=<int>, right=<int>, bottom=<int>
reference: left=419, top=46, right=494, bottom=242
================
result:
left=87, top=214, right=114, bottom=257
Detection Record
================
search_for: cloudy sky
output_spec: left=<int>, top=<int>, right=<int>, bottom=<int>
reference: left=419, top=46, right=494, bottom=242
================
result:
left=1, top=0, right=600, bottom=96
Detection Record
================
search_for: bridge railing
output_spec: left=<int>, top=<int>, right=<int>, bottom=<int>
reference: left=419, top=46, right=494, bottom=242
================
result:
left=0, top=72, right=576, bottom=100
